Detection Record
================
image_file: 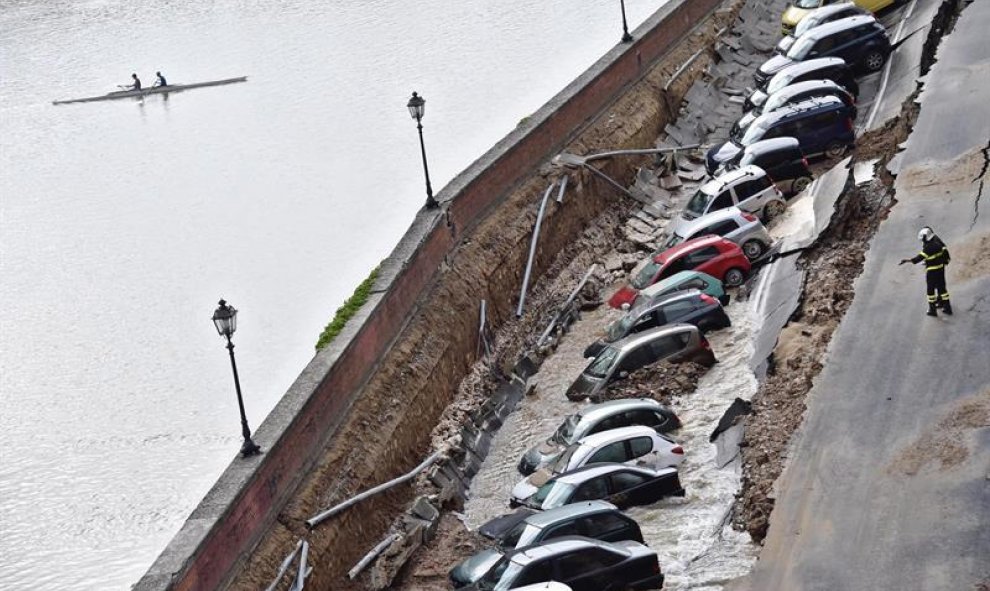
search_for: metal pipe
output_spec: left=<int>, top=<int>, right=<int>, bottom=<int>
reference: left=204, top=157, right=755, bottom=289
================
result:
left=348, top=533, right=401, bottom=579
left=556, top=175, right=569, bottom=203
left=306, top=451, right=443, bottom=529
left=538, top=265, right=598, bottom=346
left=664, top=47, right=708, bottom=91
left=265, top=540, right=303, bottom=591
left=582, top=163, right=634, bottom=198
left=290, top=541, right=310, bottom=591
left=516, top=182, right=555, bottom=317
left=582, top=145, right=701, bottom=163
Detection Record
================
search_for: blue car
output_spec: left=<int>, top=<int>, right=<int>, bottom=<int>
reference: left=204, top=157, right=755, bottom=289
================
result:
left=707, top=95, right=855, bottom=173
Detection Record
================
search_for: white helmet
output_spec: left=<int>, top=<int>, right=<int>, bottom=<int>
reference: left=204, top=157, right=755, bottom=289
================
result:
left=918, top=227, right=934, bottom=242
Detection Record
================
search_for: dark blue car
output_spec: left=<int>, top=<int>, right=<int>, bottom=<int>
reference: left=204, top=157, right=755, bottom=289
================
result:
left=707, top=96, right=855, bottom=173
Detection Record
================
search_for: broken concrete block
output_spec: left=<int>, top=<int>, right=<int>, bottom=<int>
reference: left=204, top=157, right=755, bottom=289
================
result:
left=627, top=217, right=655, bottom=236
left=659, top=174, right=682, bottom=190
left=604, top=255, right=623, bottom=273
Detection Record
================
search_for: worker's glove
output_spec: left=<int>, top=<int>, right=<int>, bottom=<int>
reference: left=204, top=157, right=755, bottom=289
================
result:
left=898, top=259, right=910, bottom=265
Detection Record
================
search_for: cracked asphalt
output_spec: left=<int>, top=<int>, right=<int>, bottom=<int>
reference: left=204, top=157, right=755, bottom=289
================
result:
left=743, top=0, right=990, bottom=588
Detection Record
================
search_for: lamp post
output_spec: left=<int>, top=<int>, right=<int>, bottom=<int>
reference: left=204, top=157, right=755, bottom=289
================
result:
left=620, top=0, right=634, bottom=43
left=212, top=299, right=261, bottom=458
left=407, top=91, right=439, bottom=209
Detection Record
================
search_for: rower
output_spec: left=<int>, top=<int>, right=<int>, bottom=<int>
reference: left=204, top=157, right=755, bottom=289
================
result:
left=130, top=73, right=142, bottom=91
left=153, top=71, right=167, bottom=87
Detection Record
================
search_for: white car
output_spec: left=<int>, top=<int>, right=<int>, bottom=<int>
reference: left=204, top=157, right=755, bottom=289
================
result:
left=661, top=206, right=773, bottom=260
left=510, top=425, right=684, bottom=505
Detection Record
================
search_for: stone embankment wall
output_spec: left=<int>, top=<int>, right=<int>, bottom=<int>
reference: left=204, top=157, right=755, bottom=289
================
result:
left=135, top=0, right=726, bottom=589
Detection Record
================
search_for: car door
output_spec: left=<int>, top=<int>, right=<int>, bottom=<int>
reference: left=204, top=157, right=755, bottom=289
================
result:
left=658, top=298, right=698, bottom=325
left=613, top=347, right=654, bottom=380
left=690, top=219, right=738, bottom=242
left=646, top=332, right=688, bottom=362
left=683, top=245, right=722, bottom=276
left=579, top=511, right=644, bottom=543
left=706, top=189, right=735, bottom=215
left=621, top=408, right=676, bottom=433
left=553, top=548, right=623, bottom=591
left=570, top=475, right=611, bottom=503
left=511, top=557, right=556, bottom=588
left=584, top=441, right=629, bottom=467
left=755, top=150, right=790, bottom=181
left=605, top=469, right=653, bottom=508
left=539, top=518, right=582, bottom=543
left=657, top=255, right=688, bottom=281
left=731, top=177, right=772, bottom=211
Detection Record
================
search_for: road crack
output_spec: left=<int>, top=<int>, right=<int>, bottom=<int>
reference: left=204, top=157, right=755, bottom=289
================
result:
left=969, top=139, right=989, bottom=232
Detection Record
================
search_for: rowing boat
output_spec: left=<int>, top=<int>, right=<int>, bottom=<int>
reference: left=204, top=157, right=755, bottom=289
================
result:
left=52, top=76, right=248, bottom=105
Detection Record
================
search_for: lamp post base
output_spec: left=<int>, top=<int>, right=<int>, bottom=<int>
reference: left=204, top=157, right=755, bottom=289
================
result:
left=622, top=32, right=634, bottom=43
left=240, top=438, right=262, bottom=457
left=425, top=196, right=440, bottom=209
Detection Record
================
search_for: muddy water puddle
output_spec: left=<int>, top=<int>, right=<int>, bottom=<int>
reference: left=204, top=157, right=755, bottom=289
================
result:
left=463, top=300, right=759, bottom=589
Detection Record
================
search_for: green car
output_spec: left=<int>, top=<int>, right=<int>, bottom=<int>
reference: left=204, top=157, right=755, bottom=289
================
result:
left=629, top=270, right=728, bottom=309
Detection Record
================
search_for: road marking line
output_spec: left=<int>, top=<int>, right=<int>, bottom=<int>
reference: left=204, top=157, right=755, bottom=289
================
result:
left=864, top=0, right=921, bottom=130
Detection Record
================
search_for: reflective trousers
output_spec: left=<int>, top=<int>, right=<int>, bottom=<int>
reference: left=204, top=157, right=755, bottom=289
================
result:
left=926, top=268, right=950, bottom=304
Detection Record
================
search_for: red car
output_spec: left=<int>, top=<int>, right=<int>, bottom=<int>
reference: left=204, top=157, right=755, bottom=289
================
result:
left=609, top=236, right=752, bottom=309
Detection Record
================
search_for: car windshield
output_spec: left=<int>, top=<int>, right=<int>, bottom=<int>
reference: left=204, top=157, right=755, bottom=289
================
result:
left=476, top=558, right=523, bottom=591
left=788, top=36, right=816, bottom=60
left=741, top=123, right=768, bottom=146
left=631, top=260, right=661, bottom=289
left=585, top=347, right=619, bottom=378
left=500, top=522, right=540, bottom=550
left=552, top=444, right=580, bottom=473
left=795, top=0, right=821, bottom=8
left=540, top=482, right=577, bottom=510
left=686, top=188, right=713, bottom=216
left=554, top=414, right=580, bottom=444
left=606, top=312, right=637, bottom=342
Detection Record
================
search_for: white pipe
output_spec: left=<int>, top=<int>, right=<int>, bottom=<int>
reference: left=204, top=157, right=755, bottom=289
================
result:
left=516, top=182, right=555, bottom=317
left=556, top=175, right=569, bottom=203
left=537, top=265, right=597, bottom=346
left=348, top=533, right=401, bottom=579
left=265, top=540, right=303, bottom=591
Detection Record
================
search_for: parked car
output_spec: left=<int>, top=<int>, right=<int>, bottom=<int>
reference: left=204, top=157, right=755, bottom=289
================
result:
left=510, top=426, right=684, bottom=505
left=732, top=79, right=858, bottom=140
left=776, top=2, right=870, bottom=54
left=676, top=166, right=787, bottom=225
left=449, top=501, right=643, bottom=587
left=781, top=0, right=895, bottom=35
left=585, top=290, right=730, bottom=357
left=720, top=138, right=815, bottom=196
left=756, top=16, right=888, bottom=87
left=518, top=399, right=680, bottom=476
left=744, top=57, right=858, bottom=111
left=629, top=271, right=728, bottom=310
left=565, top=324, right=716, bottom=401
left=608, top=236, right=752, bottom=309
left=462, top=536, right=664, bottom=591
left=661, top=207, right=772, bottom=260
left=709, top=97, right=856, bottom=173
left=515, top=464, right=685, bottom=511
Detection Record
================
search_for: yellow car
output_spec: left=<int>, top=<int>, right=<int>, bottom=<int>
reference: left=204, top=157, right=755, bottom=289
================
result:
left=781, top=0, right=895, bottom=34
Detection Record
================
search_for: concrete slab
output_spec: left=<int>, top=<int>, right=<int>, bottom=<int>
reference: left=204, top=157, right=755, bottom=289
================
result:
left=748, top=255, right=805, bottom=378
left=778, top=157, right=851, bottom=253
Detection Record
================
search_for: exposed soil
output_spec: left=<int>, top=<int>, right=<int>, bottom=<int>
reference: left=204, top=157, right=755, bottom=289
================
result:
left=600, top=360, right=710, bottom=404
left=400, top=514, right=485, bottom=590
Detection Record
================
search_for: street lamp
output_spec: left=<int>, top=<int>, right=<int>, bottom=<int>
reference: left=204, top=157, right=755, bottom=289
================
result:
left=407, top=91, right=439, bottom=209
left=620, top=0, right=634, bottom=43
left=212, top=299, right=261, bottom=458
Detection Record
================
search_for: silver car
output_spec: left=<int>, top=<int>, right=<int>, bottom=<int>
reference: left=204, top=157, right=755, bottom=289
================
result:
left=661, top=207, right=772, bottom=260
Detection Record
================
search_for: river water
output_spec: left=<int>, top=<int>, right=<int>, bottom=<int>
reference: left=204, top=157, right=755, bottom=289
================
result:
left=0, top=1, right=662, bottom=588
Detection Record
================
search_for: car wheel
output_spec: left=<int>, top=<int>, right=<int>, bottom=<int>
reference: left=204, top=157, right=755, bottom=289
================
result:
left=723, top=267, right=746, bottom=287
left=762, top=199, right=786, bottom=221
left=864, top=50, right=886, bottom=72
left=825, top=141, right=847, bottom=159
left=791, top=176, right=812, bottom=194
left=742, top=239, right=765, bottom=260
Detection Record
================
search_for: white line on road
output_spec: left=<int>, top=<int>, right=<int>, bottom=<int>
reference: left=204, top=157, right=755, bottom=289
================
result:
left=864, top=0, right=921, bottom=130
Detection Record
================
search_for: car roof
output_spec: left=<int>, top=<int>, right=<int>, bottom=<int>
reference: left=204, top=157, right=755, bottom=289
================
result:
left=773, top=57, right=847, bottom=81
left=610, top=323, right=697, bottom=353
left=799, top=15, right=879, bottom=40
left=753, top=95, right=845, bottom=128
left=628, top=288, right=703, bottom=316
left=673, top=206, right=749, bottom=236
left=524, top=500, right=619, bottom=528
left=553, top=462, right=677, bottom=484
left=806, top=1, right=862, bottom=22
left=769, top=79, right=844, bottom=103
left=575, top=398, right=663, bottom=423
left=742, top=137, right=801, bottom=156
left=509, top=536, right=624, bottom=565
left=575, top=425, right=657, bottom=449
left=700, top=164, right=767, bottom=193
left=657, top=232, right=737, bottom=263
left=639, top=271, right=719, bottom=296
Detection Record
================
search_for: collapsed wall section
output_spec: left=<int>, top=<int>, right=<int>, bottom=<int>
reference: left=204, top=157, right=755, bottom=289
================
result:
left=134, top=1, right=728, bottom=590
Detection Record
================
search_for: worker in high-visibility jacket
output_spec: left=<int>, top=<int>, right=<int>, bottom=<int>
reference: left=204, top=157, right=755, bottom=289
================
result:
left=900, top=226, right=952, bottom=316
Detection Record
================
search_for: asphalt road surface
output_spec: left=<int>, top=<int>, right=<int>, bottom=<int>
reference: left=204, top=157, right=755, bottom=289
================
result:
left=744, top=0, right=990, bottom=588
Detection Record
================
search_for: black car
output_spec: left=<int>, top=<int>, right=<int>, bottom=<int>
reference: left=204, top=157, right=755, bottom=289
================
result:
left=723, top=137, right=814, bottom=196
left=744, top=57, right=859, bottom=111
left=708, top=96, right=855, bottom=172
left=776, top=3, right=870, bottom=55
left=732, top=79, right=858, bottom=139
left=449, top=501, right=644, bottom=587
left=756, top=15, right=889, bottom=86
left=515, top=464, right=685, bottom=511
left=463, top=536, right=664, bottom=591
left=584, top=289, right=729, bottom=358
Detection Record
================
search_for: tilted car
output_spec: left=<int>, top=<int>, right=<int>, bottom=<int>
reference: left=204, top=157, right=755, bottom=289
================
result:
left=608, top=236, right=752, bottom=309
left=677, top=165, right=787, bottom=219
left=732, top=79, right=858, bottom=140
left=629, top=270, right=728, bottom=310
left=461, top=536, right=664, bottom=591
left=585, top=289, right=730, bottom=358
left=515, top=464, right=685, bottom=511
left=449, top=501, right=643, bottom=587
left=518, top=399, right=680, bottom=476
left=744, top=57, right=858, bottom=111
left=776, top=2, right=870, bottom=55
left=781, top=0, right=895, bottom=35
left=510, top=426, right=685, bottom=505
left=661, top=206, right=773, bottom=260
left=761, top=15, right=891, bottom=81
left=720, top=137, right=815, bottom=197
left=565, top=324, right=716, bottom=402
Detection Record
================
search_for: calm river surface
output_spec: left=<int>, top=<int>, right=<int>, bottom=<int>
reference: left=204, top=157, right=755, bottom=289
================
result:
left=0, top=0, right=663, bottom=588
